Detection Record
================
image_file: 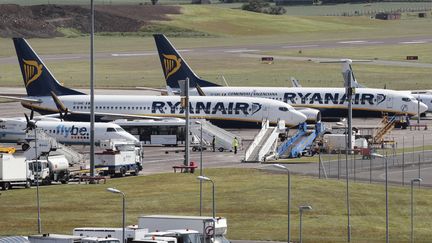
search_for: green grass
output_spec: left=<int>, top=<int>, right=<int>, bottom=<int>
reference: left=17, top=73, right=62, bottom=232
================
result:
left=0, top=168, right=431, bottom=242
left=1, top=46, right=431, bottom=90
left=0, top=0, right=191, bottom=5
left=264, top=43, right=432, bottom=63
left=0, top=6, right=430, bottom=89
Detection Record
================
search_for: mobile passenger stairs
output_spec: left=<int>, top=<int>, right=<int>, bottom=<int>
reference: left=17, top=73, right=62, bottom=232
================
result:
left=276, top=122, right=325, bottom=159
left=189, top=119, right=240, bottom=152
left=24, top=129, right=85, bottom=165
left=371, top=115, right=398, bottom=147
left=243, top=119, right=286, bottom=162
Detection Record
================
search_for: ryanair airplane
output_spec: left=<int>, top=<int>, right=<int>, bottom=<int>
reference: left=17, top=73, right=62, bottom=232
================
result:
left=6, top=38, right=307, bottom=128
left=154, top=34, right=428, bottom=119
left=0, top=117, right=138, bottom=145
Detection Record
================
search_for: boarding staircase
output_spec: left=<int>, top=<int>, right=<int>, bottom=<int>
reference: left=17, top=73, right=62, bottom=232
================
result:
left=57, top=144, right=87, bottom=165
left=190, top=119, right=241, bottom=152
left=372, top=115, right=396, bottom=144
left=244, top=120, right=286, bottom=162
left=24, top=128, right=85, bottom=165
left=277, top=122, right=324, bottom=158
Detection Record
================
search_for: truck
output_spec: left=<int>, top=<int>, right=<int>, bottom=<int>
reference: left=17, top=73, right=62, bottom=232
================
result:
left=323, top=133, right=355, bottom=153
left=138, top=215, right=229, bottom=243
left=95, top=140, right=143, bottom=177
left=28, top=234, right=120, bottom=243
left=73, top=227, right=148, bottom=242
left=0, top=153, right=32, bottom=190
left=27, top=155, right=71, bottom=185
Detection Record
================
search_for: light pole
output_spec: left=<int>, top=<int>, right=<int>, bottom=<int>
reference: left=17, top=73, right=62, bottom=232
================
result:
left=197, top=176, right=215, bottom=218
left=273, top=164, right=291, bottom=243
left=372, top=153, right=389, bottom=243
left=107, top=188, right=126, bottom=243
left=299, top=205, right=312, bottom=243
left=411, top=178, right=422, bottom=243
left=25, top=113, right=41, bottom=234
left=195, top=120, right=203, bottom=216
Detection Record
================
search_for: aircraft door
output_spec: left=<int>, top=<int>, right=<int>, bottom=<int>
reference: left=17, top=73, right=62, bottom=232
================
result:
left=386, top=95, right=393, bottom=109
left=261, top=104, right=269, bottom=121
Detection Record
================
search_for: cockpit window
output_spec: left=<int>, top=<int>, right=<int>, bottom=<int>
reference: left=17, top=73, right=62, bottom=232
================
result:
left=106, top=127, right=116, bottom=132
left=279, top=107, right=289, bottom=112
left=402, top=98, right=411, bottom=102
left=116, top=127, right=125, bottom=132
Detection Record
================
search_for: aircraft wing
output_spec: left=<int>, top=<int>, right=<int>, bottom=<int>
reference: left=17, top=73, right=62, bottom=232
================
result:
left=0, top=95, right=42, bottom=103
left=135, top=86, right=167, bottom=92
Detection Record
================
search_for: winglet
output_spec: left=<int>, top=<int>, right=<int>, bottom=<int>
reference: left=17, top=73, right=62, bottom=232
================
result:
left=196, top=84, right=206, bottom=96
left=50, top=91, right=68, bottom=118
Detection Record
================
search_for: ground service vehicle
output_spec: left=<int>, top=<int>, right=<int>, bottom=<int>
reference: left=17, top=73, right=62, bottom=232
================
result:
left=138, top=215, right=229, bottom=243
left=95, top=140, right=143, bottom=177
left=0, top=153, right=32, bottom=190
left=28, top=234, right=120, bottom=243
left=73, top=227, right=148, bottom=242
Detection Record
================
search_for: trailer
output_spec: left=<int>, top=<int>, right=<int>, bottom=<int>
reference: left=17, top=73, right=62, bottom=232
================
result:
left=138, top=215, right=229, bottom=243
left=95, top=140, right=143, bottom=177
left=28, top=234, right=120, bottom=243
left=73, top=227, right=148, bottom=242
left=0, top=153, right=32, bottom=190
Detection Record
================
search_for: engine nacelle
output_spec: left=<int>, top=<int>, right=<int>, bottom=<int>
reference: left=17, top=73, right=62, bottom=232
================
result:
left=295, top=107, right=321, bottom=123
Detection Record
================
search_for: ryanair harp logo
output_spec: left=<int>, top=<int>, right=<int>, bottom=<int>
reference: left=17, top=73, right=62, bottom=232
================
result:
left=162, top=54, right=181, bottom=79
left=22, top=59, right=43, bottom=87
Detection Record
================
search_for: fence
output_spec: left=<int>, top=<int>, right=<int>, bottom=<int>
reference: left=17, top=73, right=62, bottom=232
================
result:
left=316, top=135, right=432, bottom=187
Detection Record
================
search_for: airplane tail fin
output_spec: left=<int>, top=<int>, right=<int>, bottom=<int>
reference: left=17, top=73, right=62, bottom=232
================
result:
left=290, top=77, right=302, bottom=87
left=13, top=38, right=84, bottom=97
left=153, top=34, right=220, bottom=89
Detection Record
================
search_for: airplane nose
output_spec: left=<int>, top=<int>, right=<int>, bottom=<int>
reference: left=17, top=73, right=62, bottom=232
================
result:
left=419, top=101, right=428, bottom=114
left=291, top=110, right=307, bottom=127
left=123, top=132, right=138, bottom=142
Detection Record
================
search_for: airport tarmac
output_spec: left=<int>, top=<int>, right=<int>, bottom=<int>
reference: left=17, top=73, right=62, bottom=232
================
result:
left=2, top=92, right=432, bottom=188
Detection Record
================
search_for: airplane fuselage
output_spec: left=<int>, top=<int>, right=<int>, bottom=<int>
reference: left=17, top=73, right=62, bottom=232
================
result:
left=22, top=95, right=307, bottom=128
left=191, top=87, right=427, bottom=118
left=0, top=119, right=137, bottom=145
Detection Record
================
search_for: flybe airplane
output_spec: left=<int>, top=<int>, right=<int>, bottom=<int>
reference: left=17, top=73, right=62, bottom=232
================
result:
left=154, top=34, right=428, bottom=119
left=6, top=38, right=307, bottom=128
left=0, top=117, right=138, bottom=145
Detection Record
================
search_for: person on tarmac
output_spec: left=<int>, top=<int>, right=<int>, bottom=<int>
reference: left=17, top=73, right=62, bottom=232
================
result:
left=232, top=137, right=239, bottom=154
left=212, top=135, right=216, bottom=152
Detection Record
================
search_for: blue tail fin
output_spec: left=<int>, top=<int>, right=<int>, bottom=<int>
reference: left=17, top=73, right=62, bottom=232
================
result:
left=153, top=34, right=220, bottom=89
left=13, top=38, right=84, bottom=97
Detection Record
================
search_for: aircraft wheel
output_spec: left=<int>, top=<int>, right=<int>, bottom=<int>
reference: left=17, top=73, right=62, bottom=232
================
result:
left=2, top=182, right=11, bottom=191
left=25, top=180, right=31, bottom=188
left=218, top=147, right=224, bottom=152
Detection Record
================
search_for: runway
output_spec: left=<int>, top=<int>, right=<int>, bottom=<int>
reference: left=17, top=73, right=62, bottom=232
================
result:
left=1, top=35, right=431, bottom=68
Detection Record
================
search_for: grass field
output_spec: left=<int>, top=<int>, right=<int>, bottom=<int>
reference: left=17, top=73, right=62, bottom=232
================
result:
left=0, top=168, right=431, bottom=242
left=265, top=43, right=432, bottom=63
left=0, top=5, right=430, bottom=90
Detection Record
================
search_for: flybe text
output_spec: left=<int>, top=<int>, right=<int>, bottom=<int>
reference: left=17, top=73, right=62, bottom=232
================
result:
left=151, top=101, right=262, bottom=115
left=283, top=92, right=386, bottom=105
left=56, top=125, right=88, bottom=138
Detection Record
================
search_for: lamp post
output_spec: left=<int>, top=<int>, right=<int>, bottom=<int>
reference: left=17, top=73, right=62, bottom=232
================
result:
left=299, top=205, right=312, bottom=243
left=410, top=178, right=422, bottom=243
left=371, top=153, right=389, bottom=243
left=107, top=188, right=126, bottom=243
left=273, top=164, right=291, bottom=243
left=195, top=120, right=203, bottom=216
left=197, top=176, right=215, bottom=218
left=32, top=127, right=42, bottom=234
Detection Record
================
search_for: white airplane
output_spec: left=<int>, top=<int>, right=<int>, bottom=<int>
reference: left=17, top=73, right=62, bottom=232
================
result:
left=154, top=34, right=428, bottom=119
left=338, top=60, right=432, bottom=115
left=1, top=38, right=306, bottom=129
left=0, top=115, right=138, bottom=146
